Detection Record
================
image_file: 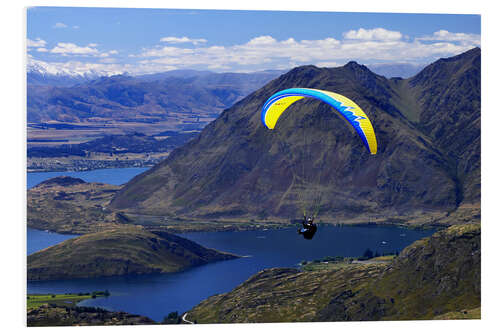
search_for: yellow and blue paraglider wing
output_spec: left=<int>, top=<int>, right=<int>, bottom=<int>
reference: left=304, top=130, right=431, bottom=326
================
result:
left=261, top=88, right=377, bottom=154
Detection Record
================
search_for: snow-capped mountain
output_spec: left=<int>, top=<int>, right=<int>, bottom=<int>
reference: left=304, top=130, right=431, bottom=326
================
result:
left=27, top=58, right=124, bottom=86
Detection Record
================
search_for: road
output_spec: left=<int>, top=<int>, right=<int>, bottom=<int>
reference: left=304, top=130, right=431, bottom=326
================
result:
left=182, top=312, right=194, bottom=324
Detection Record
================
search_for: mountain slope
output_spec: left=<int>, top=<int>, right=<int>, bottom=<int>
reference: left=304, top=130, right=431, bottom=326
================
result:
left=409, top=48, right=481, bottom=204
left=27, top=226, right=239, bottom=280
left=109, top=48, right=480, bottom=224
left=187, top=223, right=480, bottom=323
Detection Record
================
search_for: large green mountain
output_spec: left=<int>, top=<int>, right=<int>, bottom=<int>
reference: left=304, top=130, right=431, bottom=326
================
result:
left=187, top=223, right=480, bottom=323
left=109, top=48, right=480, bottom=225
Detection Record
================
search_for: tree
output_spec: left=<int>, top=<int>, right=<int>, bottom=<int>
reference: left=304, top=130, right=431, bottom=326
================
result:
left=363, top=248, right=374, bottom=259
left=162, top=311, right=180, bottom=324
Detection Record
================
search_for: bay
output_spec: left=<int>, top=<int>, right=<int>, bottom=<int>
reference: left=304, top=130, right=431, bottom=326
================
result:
left=27, top=228, right=79, bottom=255
left=27, top=167, right=436, bottom=322
left=28, top=224, right=435, bottom=322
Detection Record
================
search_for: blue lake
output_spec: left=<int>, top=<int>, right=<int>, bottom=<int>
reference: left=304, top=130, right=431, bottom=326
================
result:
left=27, top=168, right=437, bottom=322
left=27, top=228, right=79, bottom=255
left=27, top=225, right=435, bottom=322
left=27, top=167, right=149, bottom=189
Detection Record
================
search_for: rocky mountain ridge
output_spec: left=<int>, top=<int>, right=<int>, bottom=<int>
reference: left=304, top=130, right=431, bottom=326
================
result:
left=27, top=70, right=281, bottom=124
left=109, top=48, right=480, bottom=226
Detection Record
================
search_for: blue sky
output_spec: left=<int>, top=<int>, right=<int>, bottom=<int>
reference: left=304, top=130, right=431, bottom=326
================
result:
left=27, top=7, right=481, bottom=75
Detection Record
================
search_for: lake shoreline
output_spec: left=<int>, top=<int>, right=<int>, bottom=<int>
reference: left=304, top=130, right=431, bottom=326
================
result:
left=27, top=218, right=446, bottom=236
left=28, top=167, right=467, bottom=235
left=28, top=223, right=437, bottom=322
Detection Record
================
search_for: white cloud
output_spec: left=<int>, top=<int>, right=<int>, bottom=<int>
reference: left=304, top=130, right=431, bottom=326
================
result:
left=132, top=30, right=479, bottom=73
left=137, top=29, right=480, bottom=73
left=343, top=28, right=403, bottom=41
left=316, top=61, right=342, bottom=68
left=416, top=30, right=480, bottom=44
left=160, top=36, right=207, bottom=45
left=27, top=38, right=46, bottom=48
left=53, top=22, right=68, bottom=29
left=28, top=27, right=481, bottom=76
left=50, top=42, right=99, bottom=55
left=99, top=57, right=118, bottom=64
left=36, top=48, right=48, bottom=52
left=247, top=36, right=276, bottom=45
left=138, top=46, right=195, bottom=58
left=99, top=50, right=118, bottom=58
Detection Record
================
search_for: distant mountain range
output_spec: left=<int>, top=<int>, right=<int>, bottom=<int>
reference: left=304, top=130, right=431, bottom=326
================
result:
left=27, top=69, right=283, bottom=126
left=366, top=63, right=425, bottom=79
left=109, top=48, right=480, bottom=224
left=27, top=61, right=103, bottom=87
left=28, top=61, right=423, bottom=87
left=27, top=69, right=97, bottom=87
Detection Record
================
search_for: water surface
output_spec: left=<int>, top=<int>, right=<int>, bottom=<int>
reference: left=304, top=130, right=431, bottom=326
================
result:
left=27, top=167, right=149, bottom=189
left=27, top=167, right=436, bottom=322
left=28, top=225, right=435, bottom=322
left=27, top=228, right=79, bottom=255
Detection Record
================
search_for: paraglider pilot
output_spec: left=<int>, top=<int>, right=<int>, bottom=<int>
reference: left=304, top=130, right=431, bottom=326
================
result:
left=298, top=214, right=317, bottom=240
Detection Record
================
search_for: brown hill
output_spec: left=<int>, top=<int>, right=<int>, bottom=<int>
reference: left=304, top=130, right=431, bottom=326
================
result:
left=27, top=226, right=239, bottom=280
left=27, top=176, right=125, bottom=234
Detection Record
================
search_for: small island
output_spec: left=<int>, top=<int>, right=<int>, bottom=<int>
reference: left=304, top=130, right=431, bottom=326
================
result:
left=28, top=226, right=239, bottom=280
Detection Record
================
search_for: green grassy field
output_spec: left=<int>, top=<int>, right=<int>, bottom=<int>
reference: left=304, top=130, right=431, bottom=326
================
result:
left=27, top=292, right=109, bottom=310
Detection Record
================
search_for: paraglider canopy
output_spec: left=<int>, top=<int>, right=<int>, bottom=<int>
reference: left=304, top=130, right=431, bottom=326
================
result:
left=261, top=88, right=377, bottom=154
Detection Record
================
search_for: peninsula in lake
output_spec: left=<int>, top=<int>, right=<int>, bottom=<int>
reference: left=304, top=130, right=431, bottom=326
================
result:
left=28, top=226, right=239, bottom=281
